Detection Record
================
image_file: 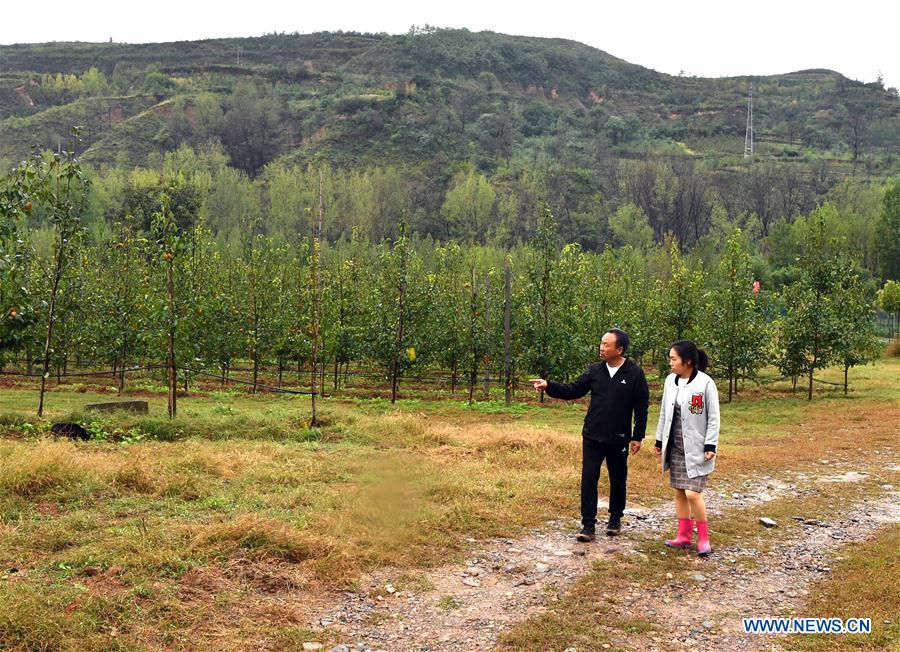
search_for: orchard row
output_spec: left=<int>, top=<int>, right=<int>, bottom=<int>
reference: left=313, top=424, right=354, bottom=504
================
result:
left=1, top=151, right=888, bottom=416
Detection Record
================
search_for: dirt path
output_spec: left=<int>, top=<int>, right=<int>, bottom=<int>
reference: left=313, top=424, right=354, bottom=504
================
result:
left=624, top=488, right=899, bottom=652
left=303, top=459, right=900, bottom=652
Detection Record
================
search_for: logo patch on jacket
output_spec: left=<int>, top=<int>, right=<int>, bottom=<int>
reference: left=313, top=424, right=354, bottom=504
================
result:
left=689, top=393, right=704, bottom=414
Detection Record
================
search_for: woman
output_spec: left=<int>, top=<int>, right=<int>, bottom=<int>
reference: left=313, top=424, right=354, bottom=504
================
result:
left=654, top=340, right=720, bottom=556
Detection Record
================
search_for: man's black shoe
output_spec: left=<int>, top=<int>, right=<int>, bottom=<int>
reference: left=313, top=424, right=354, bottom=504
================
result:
left=605, top=517, right=622, bottom=536
left=575, top=527, right=596, bottom=542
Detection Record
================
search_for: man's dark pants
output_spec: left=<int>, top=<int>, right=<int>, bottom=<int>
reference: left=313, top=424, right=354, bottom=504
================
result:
left=581, top=437, right=628, bottom=529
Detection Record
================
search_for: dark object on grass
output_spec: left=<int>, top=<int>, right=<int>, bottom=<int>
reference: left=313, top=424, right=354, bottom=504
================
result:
left=51, top=422, right=90, bottom=441
left=85, top=400, right=148, bottom=414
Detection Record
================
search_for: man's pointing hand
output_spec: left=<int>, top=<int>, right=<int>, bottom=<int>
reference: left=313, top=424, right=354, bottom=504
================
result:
left=529, top=379, right=548, bottom=392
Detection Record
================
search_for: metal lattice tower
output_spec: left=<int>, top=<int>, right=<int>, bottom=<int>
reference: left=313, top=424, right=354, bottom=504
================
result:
left=744, top=82, right=754, bottom=158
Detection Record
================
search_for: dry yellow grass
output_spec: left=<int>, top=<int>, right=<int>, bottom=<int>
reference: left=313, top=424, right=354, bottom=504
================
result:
left=787, top=524, right=900, bottom=651
left=0, top=358, right=896, bottom=650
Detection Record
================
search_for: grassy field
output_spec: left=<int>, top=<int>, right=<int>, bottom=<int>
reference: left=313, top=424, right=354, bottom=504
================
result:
left=790, top=523, right=900, bottom=651
left=0, top=358, right=897, bottom=650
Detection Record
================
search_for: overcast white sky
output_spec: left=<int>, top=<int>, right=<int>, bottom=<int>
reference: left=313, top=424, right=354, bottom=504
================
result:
left=2, top=0, right=898, bottom=90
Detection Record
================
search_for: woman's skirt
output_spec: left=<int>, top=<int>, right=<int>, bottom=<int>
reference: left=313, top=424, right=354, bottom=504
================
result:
left=667, top=405, right=709, bottom=492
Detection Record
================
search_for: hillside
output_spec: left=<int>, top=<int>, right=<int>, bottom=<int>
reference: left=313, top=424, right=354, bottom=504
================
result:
left=1, top=29, right=899, bottom=256
left=2, top=29, right=897, bottom=173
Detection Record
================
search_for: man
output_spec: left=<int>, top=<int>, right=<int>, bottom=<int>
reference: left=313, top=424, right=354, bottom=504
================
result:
left=530, top=329, right=649, bottom=541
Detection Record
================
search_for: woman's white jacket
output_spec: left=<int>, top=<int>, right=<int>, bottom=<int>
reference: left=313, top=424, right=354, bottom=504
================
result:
left=655, top=370, right=720, bottom=479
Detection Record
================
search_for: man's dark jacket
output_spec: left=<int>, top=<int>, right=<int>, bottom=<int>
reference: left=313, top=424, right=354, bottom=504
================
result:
left=545, top=358, right=650, bottom=443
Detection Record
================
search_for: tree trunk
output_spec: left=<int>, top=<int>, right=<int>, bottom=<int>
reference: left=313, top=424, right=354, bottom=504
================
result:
left=503, top=258, right=512, bottom=407
left=468, top=266, right=477, bottom=406
left=38, top=246, right=66, bottom=417
left=844, top=364, right=849, bottom=395
left=118, top=344, right=126, bottom=395
left=808, top=296, right=820, bottom=402
left=391, top=224, right=407, bottom=405
left=310, top=169, right=324, bottom=424
left=807, top=354, right=815, bottom=401
left=166, top=257, right=177, bottom=419
left=252, top=351, right=259, bottom=394
left=483, top=270, right=490, bottom=399
left=248, top=217, right=259, bottom=395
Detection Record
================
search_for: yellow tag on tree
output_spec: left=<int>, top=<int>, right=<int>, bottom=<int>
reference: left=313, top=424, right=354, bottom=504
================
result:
left=407, top=347, right=416, bottom=362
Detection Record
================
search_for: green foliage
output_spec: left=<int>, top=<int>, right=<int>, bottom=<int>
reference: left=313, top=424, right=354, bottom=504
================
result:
left=220, top=81, right=284, bottom=175
left=774, top=210, right=851, bottom=398
left=521, top=208, right=561, bottom=381
left=656, top=240, right=706, bottom=370
left=120, top=175, right=201, bottom=234
left=0, top=140, right=889, bottom=405
left=877, top=280, right=900, bottom=341
left=875, top=180, right=900, bottom=281
left=440, top=167, right=496, bottom=242
left=426, top=242, right=468, bottom=390
left=608, top=203, right=654, bottom=251
left=707, top=229, right=768, bottom=400
left=879, top=280, right=900, bottom=314
left=834, top=271, right=881, bottom=391
left=1, top=31, right=896, bottom=238
left=140, top=70, right=176, bottom=96
left=17, top=145, right=92, bottom=416
left=0, top=157, right=43, bottom=363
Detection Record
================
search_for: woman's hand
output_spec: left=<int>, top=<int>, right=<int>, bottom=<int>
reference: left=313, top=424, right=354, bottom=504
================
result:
left=704, top=451, right=716, bottom=461
left=529, top=379, right=548, bottom=392
left=654, top=446, right=661, bottom=456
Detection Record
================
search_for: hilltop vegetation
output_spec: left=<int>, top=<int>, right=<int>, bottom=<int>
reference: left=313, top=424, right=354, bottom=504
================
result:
left=0, top=28, right=898, bottom=251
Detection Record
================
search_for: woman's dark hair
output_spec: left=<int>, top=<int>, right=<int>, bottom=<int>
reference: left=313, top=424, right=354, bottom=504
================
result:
left=670, top=340, right=709, bottom=372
